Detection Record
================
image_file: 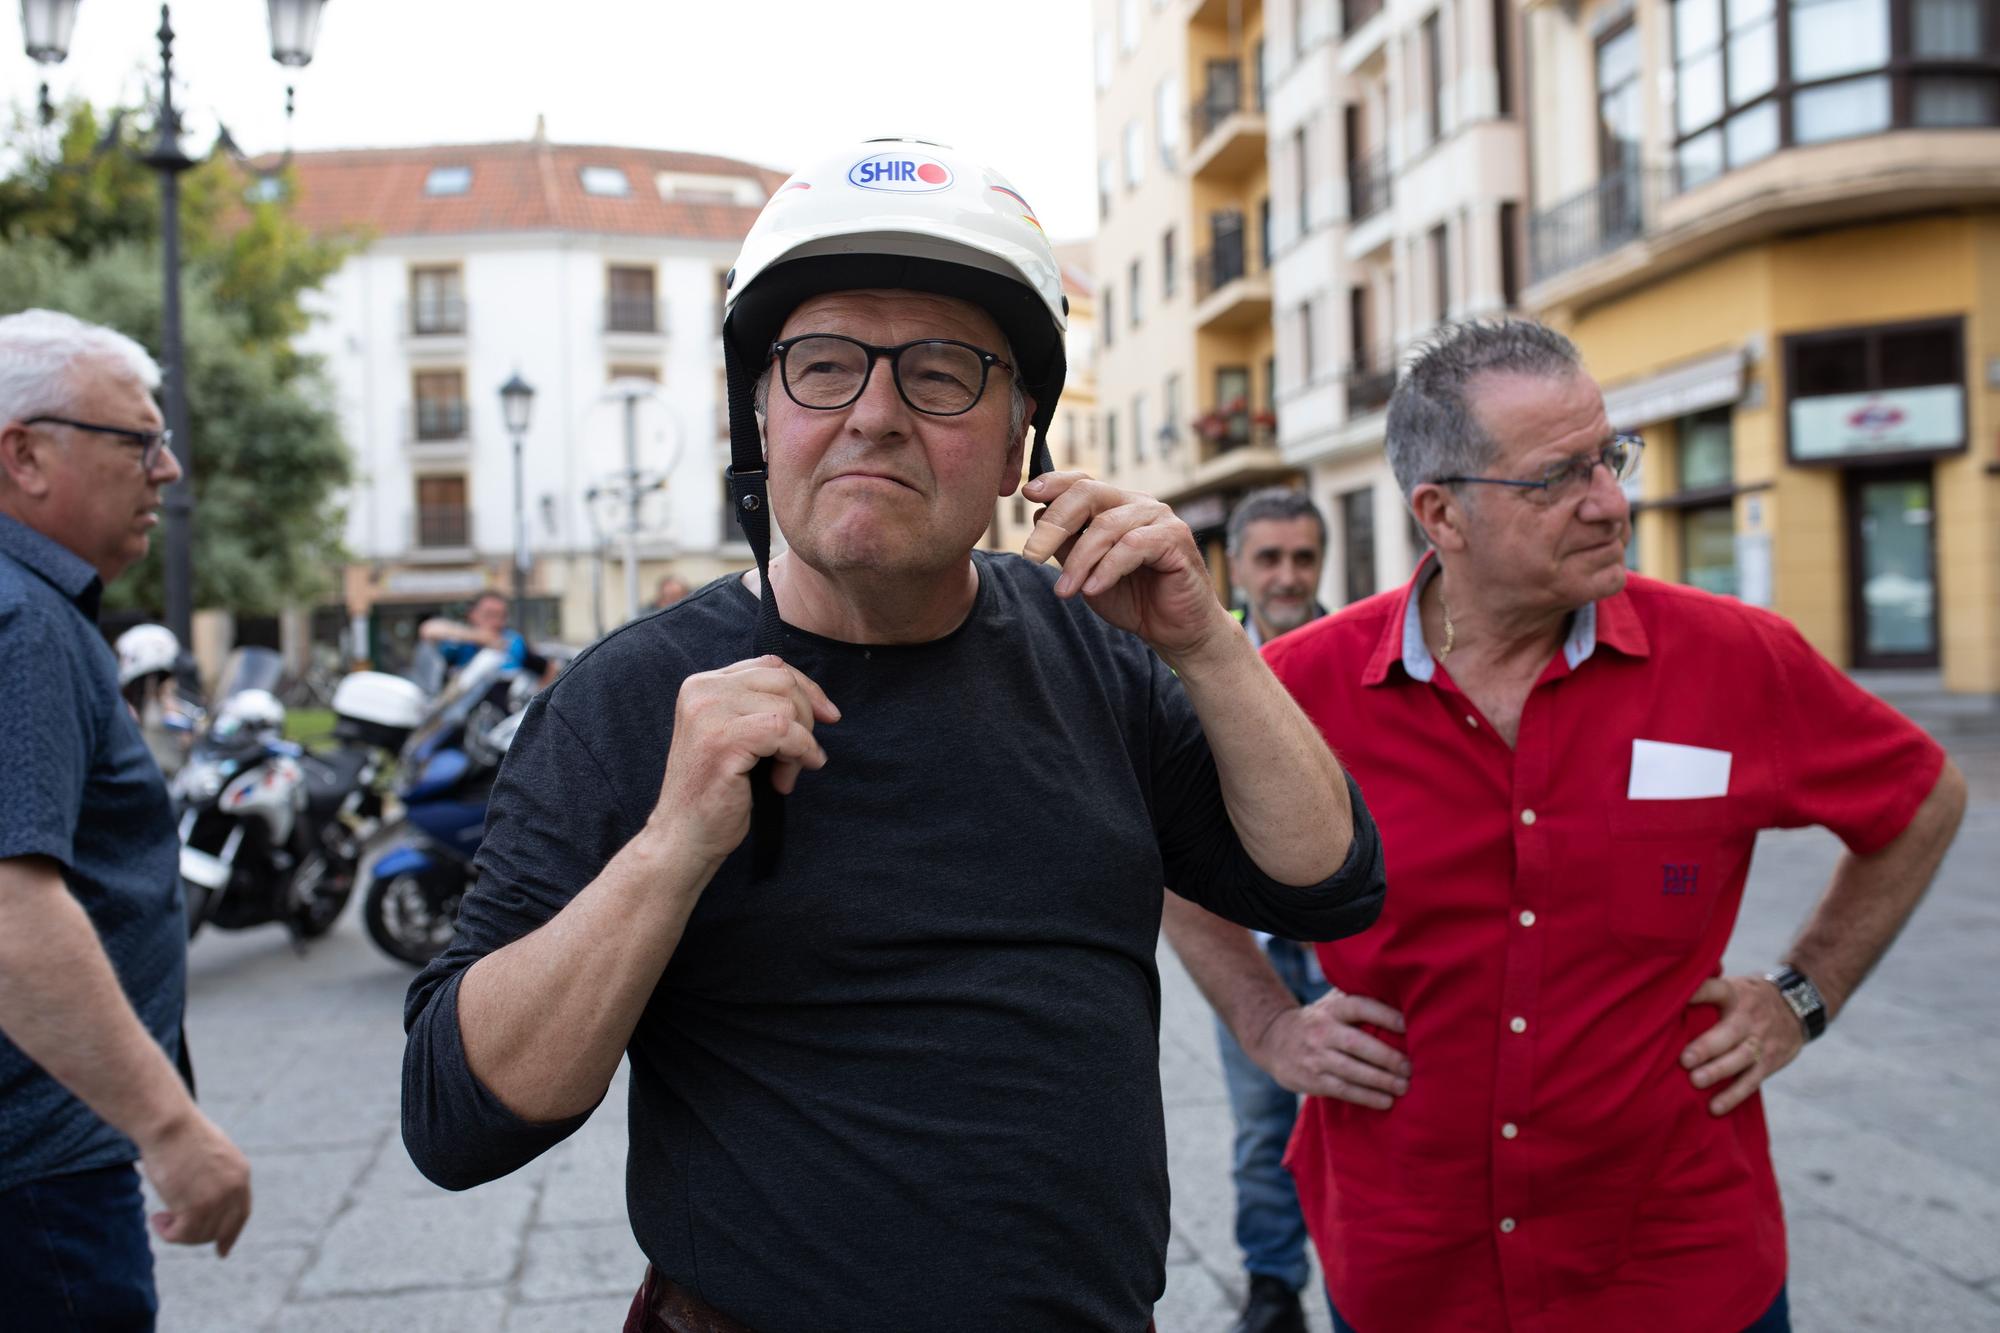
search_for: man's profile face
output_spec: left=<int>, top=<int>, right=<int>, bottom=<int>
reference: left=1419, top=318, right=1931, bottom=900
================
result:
left=467, top=595, right=509, bottom=636
left=763, top=289, right=1028, bottom=581
left=1459, top=369, right=1631, bottom=611
left=20, top=359, right=178, bottom=580
left=1230, top=516, right=1324, bottom=638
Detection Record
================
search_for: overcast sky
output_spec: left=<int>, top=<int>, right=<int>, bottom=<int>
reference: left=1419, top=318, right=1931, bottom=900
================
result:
left=5, top=0, right=1102, bottom=240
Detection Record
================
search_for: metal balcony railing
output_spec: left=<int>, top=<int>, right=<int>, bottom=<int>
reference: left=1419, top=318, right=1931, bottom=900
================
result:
left=605, top=296, right=663, bottom=334
left=1344, top=349, right=1398, bottom=418
left=413, top=506, right=473, bottom=550
left=1194, top=235, right=1261, bottom=302
left=1190, top=64, right=1246, bottom=145
left=408, top=297, right=466, bottom=336
left=412, top=401, right=470, bottom=443
left=1347, top=149, right=1391, bottom=225
left=1528, top=165, right=1669, bottom=285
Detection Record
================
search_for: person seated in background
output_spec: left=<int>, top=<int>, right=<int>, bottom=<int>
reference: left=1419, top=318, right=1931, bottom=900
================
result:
left=420, top=590, right=527, bottom=674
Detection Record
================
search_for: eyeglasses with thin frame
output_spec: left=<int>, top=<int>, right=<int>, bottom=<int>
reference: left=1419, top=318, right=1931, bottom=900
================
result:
left=24, top=415, right=174, bottom=472
left=1433, top=433, right=1643, bottom=506
left=769, top=334, right=1013, bottom=417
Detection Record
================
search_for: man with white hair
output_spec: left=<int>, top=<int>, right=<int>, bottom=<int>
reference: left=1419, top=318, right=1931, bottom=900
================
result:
left=0, top=309, right=252, bottom=1330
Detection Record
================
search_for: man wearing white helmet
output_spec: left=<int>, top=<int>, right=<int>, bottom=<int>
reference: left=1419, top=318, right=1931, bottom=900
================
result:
left=117, top=622, right=194, bottom=776
left=0, top=309, right=251, bottom=1329
left=402, top=140, right=1385, bottom=1332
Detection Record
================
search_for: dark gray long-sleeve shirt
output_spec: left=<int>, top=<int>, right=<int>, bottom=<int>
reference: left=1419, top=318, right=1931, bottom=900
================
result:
left=403, top=553, right=1384, bottom=1332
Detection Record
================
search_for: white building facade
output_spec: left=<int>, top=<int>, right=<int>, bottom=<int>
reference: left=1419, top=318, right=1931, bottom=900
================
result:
left=285, top=138, right=778, bottom=666
left=1262, top=0, right=1529, bottom=607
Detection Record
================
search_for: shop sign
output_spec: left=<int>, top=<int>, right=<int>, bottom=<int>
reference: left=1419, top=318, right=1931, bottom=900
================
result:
left=1789, top=385, right=1964, bottom=462
left=1175, top=495, right=1229, bottom=532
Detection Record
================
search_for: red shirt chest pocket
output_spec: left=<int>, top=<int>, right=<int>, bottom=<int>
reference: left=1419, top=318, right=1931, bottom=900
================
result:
left=1599, top=798, right=1747, bottom=955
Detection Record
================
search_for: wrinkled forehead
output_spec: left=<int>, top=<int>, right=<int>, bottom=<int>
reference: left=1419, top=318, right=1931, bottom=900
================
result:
left=1469, top=368, right=1609, bottom=466
left=66, top=354, right=163, bottom=424
left=778, top=289, right=1009, bottom=352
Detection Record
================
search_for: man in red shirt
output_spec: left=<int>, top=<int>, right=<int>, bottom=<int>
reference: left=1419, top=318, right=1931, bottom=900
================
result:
left=1165, top=321, right=1966, bottom=1332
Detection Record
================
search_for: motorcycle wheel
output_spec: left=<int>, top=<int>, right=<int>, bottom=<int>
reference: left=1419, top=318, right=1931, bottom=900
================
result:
left=363, top=870, right=462, bottom=967
left=286, top=852, right=356, bottom=940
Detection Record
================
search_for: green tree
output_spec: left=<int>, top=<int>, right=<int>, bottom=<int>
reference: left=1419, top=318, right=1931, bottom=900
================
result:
left=0, top=100, right=360, bottom=614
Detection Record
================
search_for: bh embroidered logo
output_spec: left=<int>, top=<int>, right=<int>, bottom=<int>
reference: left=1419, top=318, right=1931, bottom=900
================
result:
left=1661, top=863, right=1700, bottom=897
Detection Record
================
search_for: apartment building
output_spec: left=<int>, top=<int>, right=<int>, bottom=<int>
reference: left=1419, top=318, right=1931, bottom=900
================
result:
left=282, top=134, right=779, bottom=666
left=1092, top=0, right=1529, bottom=610
left=1522, top=0, right=2000, bottom=692
left=1093, top=0, right=1300, bottom=592
left=989, top=250, right=1102, bottom=553
left=1262, top=0, right=1529, bottom=604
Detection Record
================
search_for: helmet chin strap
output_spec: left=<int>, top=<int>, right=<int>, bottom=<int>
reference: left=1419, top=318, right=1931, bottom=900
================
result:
left=724, top=337, right=790, bottom=878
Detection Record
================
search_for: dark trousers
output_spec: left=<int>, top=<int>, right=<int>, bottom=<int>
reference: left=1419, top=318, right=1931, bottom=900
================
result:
left=1330, top=1283, right=1791, bottom=1333
left=0, top=1162, right=158, bottom=1332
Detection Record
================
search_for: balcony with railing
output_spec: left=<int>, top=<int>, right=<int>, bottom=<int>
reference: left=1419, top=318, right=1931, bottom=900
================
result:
left=604, top=296, right=665, bottom=335
left=410, top=506, right=474, bottom=556
left=1186, top=60, right=1268, bottom=180
left=409, top=400, right=470, bottom=446
left=1347, top=149, right=1392, bottom=226
left=1527, top=165, right=1669, bottom=287
left=1193, top=232, right=1272, bottom=331
left=407, top=296, right=467, bottom=337
left=1344, top=348, right=1398, bottom=419
left=1173, top=400, right=1291, bottom=499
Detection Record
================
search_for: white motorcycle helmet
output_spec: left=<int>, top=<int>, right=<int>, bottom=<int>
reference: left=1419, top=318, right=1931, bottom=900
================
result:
left=721, top=138, right=1069, bottom=556
left=116, top=623, right=181, bottom=687
left=213, top=688, right=286, bottom=739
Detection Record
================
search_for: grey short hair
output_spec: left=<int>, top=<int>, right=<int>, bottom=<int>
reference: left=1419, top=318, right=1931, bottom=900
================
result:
left=0, top=309, right=161, bottom=426
left=1225, top=486, right=1327, bottom=556
left=1385, top=320, right=1583, bottom=499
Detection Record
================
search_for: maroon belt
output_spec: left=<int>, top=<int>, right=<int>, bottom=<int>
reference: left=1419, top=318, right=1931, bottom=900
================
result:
left=624, top=1267, right=758, bottom=1333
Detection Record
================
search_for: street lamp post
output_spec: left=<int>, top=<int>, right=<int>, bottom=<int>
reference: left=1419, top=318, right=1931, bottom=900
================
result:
left=499, top=373, right=536, bottom=628
left=19, top=0, right=329, bottom=648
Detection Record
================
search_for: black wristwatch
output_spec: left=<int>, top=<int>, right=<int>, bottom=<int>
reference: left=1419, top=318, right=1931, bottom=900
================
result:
left=1764, top=966, right=1827, bottom=1042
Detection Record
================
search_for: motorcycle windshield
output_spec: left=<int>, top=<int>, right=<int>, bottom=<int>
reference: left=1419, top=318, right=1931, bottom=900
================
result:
left=403, top=648, right=515, bottom=760
left=213, top=647, right=285, bottom=701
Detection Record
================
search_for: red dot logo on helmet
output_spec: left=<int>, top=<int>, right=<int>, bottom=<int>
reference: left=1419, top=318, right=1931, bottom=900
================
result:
left=916, top=163, right=948, bottom=185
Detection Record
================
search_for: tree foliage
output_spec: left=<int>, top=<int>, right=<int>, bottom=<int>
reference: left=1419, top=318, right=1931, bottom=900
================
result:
left=0, top=100, right=361, bottom=613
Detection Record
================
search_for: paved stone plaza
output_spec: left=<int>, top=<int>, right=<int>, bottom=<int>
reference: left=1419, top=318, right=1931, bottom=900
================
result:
left=152, top=736, right=2000, bottom=1331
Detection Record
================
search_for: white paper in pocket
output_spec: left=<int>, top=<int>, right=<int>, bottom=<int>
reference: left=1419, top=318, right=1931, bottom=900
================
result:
left=1627, top=739, right=1732, bottom=800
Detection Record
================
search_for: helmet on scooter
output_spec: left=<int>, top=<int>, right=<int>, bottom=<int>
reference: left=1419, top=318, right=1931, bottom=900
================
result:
left=212, top=688, right=286, bottom=740
left=116, top=623, right=180, bottom=686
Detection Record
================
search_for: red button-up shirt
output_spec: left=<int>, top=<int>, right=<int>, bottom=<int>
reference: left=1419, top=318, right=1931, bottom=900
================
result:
left=1262, top=562, right=1943, bottom=1333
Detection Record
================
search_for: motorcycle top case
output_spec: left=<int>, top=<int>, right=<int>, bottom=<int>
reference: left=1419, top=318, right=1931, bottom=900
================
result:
left=332, top=671, right=427, bottom=751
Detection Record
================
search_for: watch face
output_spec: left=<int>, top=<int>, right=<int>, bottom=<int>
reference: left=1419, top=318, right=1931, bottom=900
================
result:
left=1782, top=988, right=1813, bottom=1020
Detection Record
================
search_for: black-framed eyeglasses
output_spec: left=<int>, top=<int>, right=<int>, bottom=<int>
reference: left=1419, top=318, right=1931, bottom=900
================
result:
left=1434, top=433, right=1643, bottom=506
left=769, top=334, right=1013, bottom=417
left=25, top=415, right=174, bottom=472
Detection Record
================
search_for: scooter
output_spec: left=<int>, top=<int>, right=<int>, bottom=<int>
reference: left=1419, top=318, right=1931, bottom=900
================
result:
left=360, top=648, right=526, bottom=967
left=175, top=648, right=416, bottom=944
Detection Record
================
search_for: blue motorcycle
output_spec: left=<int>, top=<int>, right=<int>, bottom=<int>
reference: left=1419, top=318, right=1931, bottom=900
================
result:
left=360, top=648, right=524, bottom=966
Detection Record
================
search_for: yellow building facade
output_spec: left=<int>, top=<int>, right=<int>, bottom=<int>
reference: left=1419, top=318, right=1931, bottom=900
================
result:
left=1524, top=0, right=2000, bottom=693
left=1093, top=0, right=1298, bottom=594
